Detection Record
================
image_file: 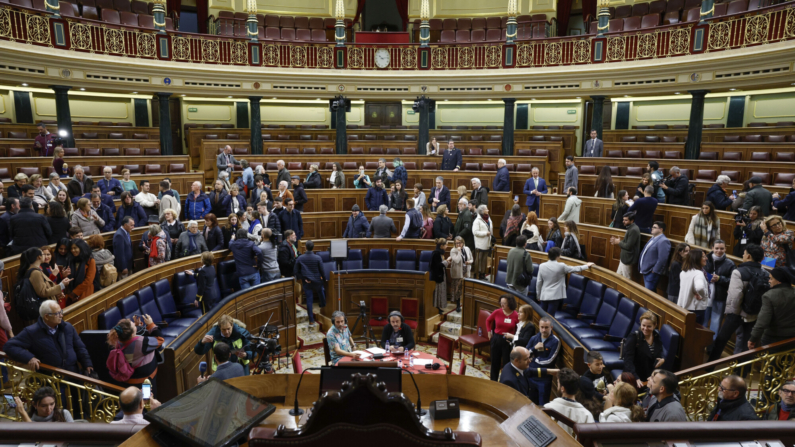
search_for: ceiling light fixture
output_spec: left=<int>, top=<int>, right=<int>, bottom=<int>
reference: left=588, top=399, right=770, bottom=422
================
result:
left=674, top=92, right=681, bottom=95
left=21, top=83, right=28, bottom=86
left=80, top=88, right=86, bottom=91
left=132, top=92, right=138, bottom=94
left=576, top=97, right=581, bottom=99
left=181, top=94, right=186, bottom=97
left=729, top=88, right=736, bottom=91
left=227, top=96, right=233, bottom=98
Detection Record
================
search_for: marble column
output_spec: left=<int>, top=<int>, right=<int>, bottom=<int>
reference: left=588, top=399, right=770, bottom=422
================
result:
left=157, top=92, right=173, bottom=155
left=335, top=98, right=347, bottom=154
left=502, top=98, right=516, bottom=156
left=249, top=96, right=262, bottom=155
left=591, top=96, right=606, bottom=141
left=50, top=85, right=74, bottom=148
left=418, top=97, right=431, bottom=156
left=685, top=90, right=710, bottom=160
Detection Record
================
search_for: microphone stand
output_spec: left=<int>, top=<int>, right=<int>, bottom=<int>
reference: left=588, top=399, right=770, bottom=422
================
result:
left=290, top=367, right=321, bottom=416
left=402, top=369, right=427, bottom=417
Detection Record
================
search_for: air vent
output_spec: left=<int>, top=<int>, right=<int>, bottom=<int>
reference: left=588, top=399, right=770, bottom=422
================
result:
left=86, top=74, right=149, bottom=83
left=272, top=85, right=325, bottom=90
left=357, top=87, right=410, bottom=92
left=715, top=65, right=789, bottom=79
left=524, top=84, right=579, bottom=90
left=614, top=78, right=676, bottom=86
left=0, top=64, right=45, bottom=74
left=185, top=81, right=240, bottom=88
left=439, top=87, right=493, bottom=92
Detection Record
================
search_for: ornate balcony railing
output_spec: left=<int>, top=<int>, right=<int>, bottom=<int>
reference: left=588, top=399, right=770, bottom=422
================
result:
left=0, top=352, right=123, bottom=423
left=0, top=2, right=793, bottom=70
left=677, top=338, right=795, bottom=421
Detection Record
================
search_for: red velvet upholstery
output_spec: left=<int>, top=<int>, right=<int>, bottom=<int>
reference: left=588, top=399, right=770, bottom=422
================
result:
left=458, top=309, right=491, bottom=366
left=400, top=298, right=419, bottom=330
left=437, top=334, right=455, bottom=373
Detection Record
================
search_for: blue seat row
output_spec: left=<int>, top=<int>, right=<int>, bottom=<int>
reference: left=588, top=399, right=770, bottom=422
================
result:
left=314, top=249, right=435, bottom=273
left=495, top=258, right=540, bottom=289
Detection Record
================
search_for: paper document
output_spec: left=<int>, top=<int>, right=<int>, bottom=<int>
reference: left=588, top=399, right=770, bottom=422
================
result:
left=412, top=359, right=433, bottom=366
left=352, top=350, right=372, bottom=358
left=366, top=347, right=386, bottom=354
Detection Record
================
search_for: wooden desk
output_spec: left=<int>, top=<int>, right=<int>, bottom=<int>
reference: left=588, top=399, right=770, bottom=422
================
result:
left=356, top=31, right=411, bottom=43
left=119, top=374, right=579, bottom=447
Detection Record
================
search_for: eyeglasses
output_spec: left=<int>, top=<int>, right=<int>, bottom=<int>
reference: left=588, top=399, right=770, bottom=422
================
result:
left=781, top=389, right=795, bottom=395
left=718, top=385, right=736, bottom=392
left=771, top=222, right=783, bottom=228
left=46, top=311, right=64, bottom=317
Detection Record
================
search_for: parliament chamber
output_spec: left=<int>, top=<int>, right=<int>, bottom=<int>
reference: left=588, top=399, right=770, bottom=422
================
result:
left=1, top=0, right=795, bottom=444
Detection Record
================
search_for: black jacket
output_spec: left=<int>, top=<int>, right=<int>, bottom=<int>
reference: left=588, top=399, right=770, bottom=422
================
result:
left=277, top=241, right=298, bottom=277
left=663, top=175, right=690, bottom=206
left=204, top=225, right=224, bottom=251
left=732, top=221, right=764, bottom=257
left=196, top=265, right=219, bottom=313
left=66, top=177, right=94, bottom=202
left=433, top=216, right=453, bottom=240
left=667, top=261, right=682, bottom=298
left=611, top=204, right=628, bottom=229
left=304, top=172, right=322, bottom=189
left=47, top=216, right=71, bottom=244
left=706, top=183, right=733, bottom=211
left=4, top=318, right=92, bottom=374
left=707, top=397, right=760, bottom=421
left=9, top=208, right=52, bottom=254
left=623, top=329, right=663, bottom=382
left=380, top=322, right=416, bottom=350
left=430, top=248, right=446, bottom=283
left=514, top=321, right=536, bottom=348
left=163, top=220, right=185, bottom=242
left=705, top=252, right=736, bottom=303
left=292, top=185, right=308, bottom=212
left=561, top=234, right=580, bottom=259
left=208, top=190, right=229, bottom=217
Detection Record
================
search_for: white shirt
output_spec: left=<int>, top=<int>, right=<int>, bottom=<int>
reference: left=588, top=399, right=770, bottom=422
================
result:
left=135, top=192, right=158, bottom=208
left=111, top=413, right=148, bottom=425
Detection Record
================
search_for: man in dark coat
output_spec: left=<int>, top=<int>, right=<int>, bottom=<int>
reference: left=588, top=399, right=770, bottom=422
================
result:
left=454, top=198, right=475, bottom=253
left=91, top=193, right=116, bottom=233
left=343, top=205, right=371, bottom=238
left=279, top=198, right=304, bottom=241
left=290, top=176, right=308, bottom=212
left=492, top=159, right=510, bottom=192
left=428, top=177, right=451, bottom=212
left=706, top=177, right=734, bottom=211
left=365, top=179, right=389, bottom=211
left=4, top=300, right=93, bottom=374
left=498, top=347, right=552, bottom=405
left=9, top=198, right=52, bottom=255
left=113, top=216, right=135, bottom=278
left=440, top=141, right=462, bottom=171
left=66, top=166, right=94, bottom=204
left=661, top=166, right=690, bottom=206
left=470, top=178, right=489, bottom=209
left=743, top=177, right=773, bottom=216
left=0, top=197, right=19, bottom=252
left=707, top=375, right=759, bottom=421
left=294, top=240, right=326, bottom=324
left=277, top=230, right=299, bottom=277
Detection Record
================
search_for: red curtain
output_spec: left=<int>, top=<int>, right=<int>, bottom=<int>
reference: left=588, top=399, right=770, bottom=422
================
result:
left=395, top=0, right=409, bottom=31
left=582, top=0, right=597, bottom=22
left=197, top=0, right=208, bottom=33
left=557, top=0, right=573, bottom=36
left=353, top=0, right=367, bottom=25
left=167, top=0, right=181, bottom=17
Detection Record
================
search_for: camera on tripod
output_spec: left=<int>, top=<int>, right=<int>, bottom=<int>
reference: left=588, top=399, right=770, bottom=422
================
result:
left=735, top=208, right=751, bottom=225
left=250, top=323, right=281, bottom=374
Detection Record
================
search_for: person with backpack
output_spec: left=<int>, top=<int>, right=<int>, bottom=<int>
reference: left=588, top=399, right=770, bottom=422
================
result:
left=748, top=267, right=795, bottom=349
left=708, top=244, right=768, bottom=362
left=106, top=315, right=164, bottom=393
left=14, top=248, right=71, bottom=325
left=87, top=234, right=115, bottom=292
left=64, top=240, right=95, bottom=303
left=396, top=198, right=422, bottom=241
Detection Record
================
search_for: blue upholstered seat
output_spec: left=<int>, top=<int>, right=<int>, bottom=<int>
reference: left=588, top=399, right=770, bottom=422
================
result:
left=558, top=285, right=613, bottom=330
left=152, top=279, right=201, bottom=326
left=317, top=251, right=336, bottom=280
left=174, top=272, right=203, bottom=318
left=341, top=249, right=363, bottom=270
left=368, top=249, right=390, bottom=269
left=217, top=260, right=238, bottom=297
left=554, top=274, right=590, bottom=320
left=577, top=297, right=639, bottom=342
left=418, top=251, right=433, bottom=272
left=97, top=306, right=121, bottom=330
left=395, top=249, right=416, bottom=270
left=495, top=259, right=508, bottom=287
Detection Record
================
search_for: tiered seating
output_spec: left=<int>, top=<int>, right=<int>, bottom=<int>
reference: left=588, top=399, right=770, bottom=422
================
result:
left=413, top=14, right=557, bottom=43
left=78, top=0, right=175, bottom=30
left=586, top=0, right=758, bottom=34
left=215, top=12, right=348, bottom=41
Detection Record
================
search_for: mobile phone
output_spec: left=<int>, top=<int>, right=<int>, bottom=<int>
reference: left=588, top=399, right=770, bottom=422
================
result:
left=4, top=394, right=16, bottom=408
left=142, top=384, right=151, bottom=401
left=514, top=195, right=518, bottom=202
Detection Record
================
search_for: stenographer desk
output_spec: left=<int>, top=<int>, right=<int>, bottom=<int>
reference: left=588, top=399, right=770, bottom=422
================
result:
left=120, top=374, right=578, bottom=447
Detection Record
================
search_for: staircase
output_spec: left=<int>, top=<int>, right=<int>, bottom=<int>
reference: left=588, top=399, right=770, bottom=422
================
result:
left=431, top=303, right=461, bottom=344
left=296, top=304, right=326, bottom=347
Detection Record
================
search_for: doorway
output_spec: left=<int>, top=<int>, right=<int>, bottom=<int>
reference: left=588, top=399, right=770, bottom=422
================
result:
left=365, top=101, right=402, bottom=127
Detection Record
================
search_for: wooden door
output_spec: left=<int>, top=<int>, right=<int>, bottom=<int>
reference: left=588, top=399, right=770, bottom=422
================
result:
left=365, top=102, right=402, bottom=127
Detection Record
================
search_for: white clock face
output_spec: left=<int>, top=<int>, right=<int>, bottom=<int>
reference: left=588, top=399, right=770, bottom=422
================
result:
left=375, top=49, right=390, bottom=68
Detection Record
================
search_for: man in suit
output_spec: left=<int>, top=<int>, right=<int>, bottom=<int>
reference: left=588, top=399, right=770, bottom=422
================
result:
left=67, top=166, right=94, bottom=204
left=523, top=168, right=548, bottom=217
left=197, top=342, right=245, bottom=384
left=294, top=240, right=326, bottom=324
left=470, top=178, right=489, bottom=209
left=492, top=159, right=510, bottom=192
left=429, top=176, right=451, bottom=212
left=0, top=198, right=19, bottom=253
left=453, top=198, right=475, bottom=253
left=368, top=205, right=397, bottom=238
left=217, top=145, right=241, bottom=175
left=113, top=216, right=135, bottom=279
left=583, top=129, right=603, bottom=157
left=440, top=140, right=462, bottom=171
left=91, top=193, right=116, bottom=233
left=638, top=221, right=671, bottom=293
left=8, top=198, right=51, bottom=255
left=277, top=230, right=298, bottom=277
left=500, top=347, right=556, bottom=404
left=279, top=198, right=304, bottom=241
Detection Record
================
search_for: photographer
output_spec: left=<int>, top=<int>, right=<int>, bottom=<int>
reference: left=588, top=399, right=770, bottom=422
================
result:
left=193, top=314, right=252, bottom=375
left=647, top=161, right=666, bottom=203
left=258, top=228, right=281, bottom=282
left=732, top=206, right=764, bottom=257
left=660, top=166, right=690, bottom=206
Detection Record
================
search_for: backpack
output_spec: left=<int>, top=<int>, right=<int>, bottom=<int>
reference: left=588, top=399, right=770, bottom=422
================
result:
left=408, top=209, right=422, bottom=235
left=100, top=263, right=118, bottom=287
left=514, top=251, right=532, bottom=289
left=106, top=337, right=139, bottom=382
left=740, top=267, right=770, bottom=315
left=14, top=270, right=41, bottom=321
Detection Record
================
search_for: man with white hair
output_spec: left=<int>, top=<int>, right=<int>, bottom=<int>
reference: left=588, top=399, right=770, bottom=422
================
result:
left=47, top=172, right=68, bottom=198
left=369, top=205, right=397, bottom=238
left=706, top=174, right=735, bottom=211
left=67, top=165, right=94, bottom=203
left=472, top=204, right=493, bottom=279
left=97, top=167, right=122, bottom=196
left=216, top=145, right=241, bottom=175
left=185, top=181, right=210, bottom=220
left=4, top=300, right=92, bottom=375
left=428, top=176, right=450, bottom=212
left=471, top=177, right=489, bottom=209
left=492, top=159, right=510, bottom=192
left=275, top=160, right=291, bottom=188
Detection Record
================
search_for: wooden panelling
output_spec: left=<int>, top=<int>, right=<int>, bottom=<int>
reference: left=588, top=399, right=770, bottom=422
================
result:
left=0, top=139, right=161, bottom=156
left=1, top=155, right=189, bottom=179
left=0, top=124, right=159, bottom=140
left=603, top=126, right=795, bottom=143
left=601, top=141, right=795, bottom=162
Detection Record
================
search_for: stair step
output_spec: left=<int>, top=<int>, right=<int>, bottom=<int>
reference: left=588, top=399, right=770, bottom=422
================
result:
left=297, top=322, right=320, bottom=337
left=446, top=310, right=462, bottom=324
left=439, top=321, right=461, bottom=337
left=432, top=332, right=460, bottom=344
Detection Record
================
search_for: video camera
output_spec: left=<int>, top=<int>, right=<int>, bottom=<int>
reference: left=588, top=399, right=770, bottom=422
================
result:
left=735, top=208, right=751, bottom=225
left=250, top=323, right=281, bottom=374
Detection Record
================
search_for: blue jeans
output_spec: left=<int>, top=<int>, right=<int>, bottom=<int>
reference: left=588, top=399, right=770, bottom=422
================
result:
left=304, top=287, right=325, bottom=323
left=261, top=270, right=280, bottom=283
left=540, top=300, right=561, bottom=316
left=694, top=309, right=706, bottom=326
left=239, top=272, right=261, bottom=290
left=643, top=272, right=660, bottom=292
left=706, top=300, right=726, bottom=340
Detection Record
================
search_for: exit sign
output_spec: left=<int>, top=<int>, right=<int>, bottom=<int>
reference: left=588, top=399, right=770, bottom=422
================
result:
left=407, top=110, right=416, bottom=115
left=188, top=107, right=198, bottom=112
left=567, top=110, right=576, bottom=114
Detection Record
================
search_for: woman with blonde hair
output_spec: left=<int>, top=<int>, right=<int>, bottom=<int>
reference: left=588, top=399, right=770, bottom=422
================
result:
left=52, top=147, right=68, bottom=178
left=447, top=236, right=472, bottom=312
left=70, top=198, right=104, bottom=237
left=761, top=215, right=795, bottom=267
left=305, top=164, right=322, bottom=189
left=432, top=204, right=453, bottom=240
left=430, top=237, right=449, bottom=314
left=685, top=201, right=720, bottom=248
left=106, top=315, right=164, bottom=390
left=521, top=211, right=543, bottom=251
left=635, top=174, right=651, bottom=200
left=29, top=174, right=53, bottom=208
left=600, top=382, right=645, bottom=422
left=560, top=220, right=583, bottom=260
left=119, top=169, right=137, bottom=193
left=508, top=304, right=535, bottom=348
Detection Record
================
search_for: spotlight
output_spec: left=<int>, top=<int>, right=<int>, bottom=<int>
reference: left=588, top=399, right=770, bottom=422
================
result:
left=80, top=88, right=86, bottom=91
left=58, top=130, right=68, bottom=137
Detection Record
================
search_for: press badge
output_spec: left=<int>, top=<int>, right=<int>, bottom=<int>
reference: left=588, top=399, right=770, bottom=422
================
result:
left=396, top=337, right=403, bottom=343
left=741, top=238, right=747, bottom=244
left=504, top=318, right=512, bottom=323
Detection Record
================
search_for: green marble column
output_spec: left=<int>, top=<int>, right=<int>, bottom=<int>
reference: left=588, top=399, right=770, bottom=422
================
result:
left=50, top=85, right=74, bottom=147
left=502, top=98, right=516, bottom=156
left=249, top=96, right=262, bottom=155
left=685, top=90, right=710, bottom=160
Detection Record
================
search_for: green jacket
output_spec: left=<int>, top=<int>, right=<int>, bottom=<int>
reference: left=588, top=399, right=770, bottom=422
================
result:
left=618, top=223, right=641, bottom=266
left=750, top=284, right=795, bottom=344
left=742, top=185, right=773, bottom=216
left=454, top=209, right=475, bottom=253
left=506, top=247, right=534, bottom=289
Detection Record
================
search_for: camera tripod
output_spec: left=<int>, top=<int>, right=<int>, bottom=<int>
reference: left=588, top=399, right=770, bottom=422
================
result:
left=349, top=301, right=378, bottom=348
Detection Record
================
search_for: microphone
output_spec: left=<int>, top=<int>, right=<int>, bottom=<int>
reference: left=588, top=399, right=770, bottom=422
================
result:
left=199, top=361, right=207, bottom=379
left=290, top=367, right=321, bottom=416
left=402, top=368, right=427, bottom=417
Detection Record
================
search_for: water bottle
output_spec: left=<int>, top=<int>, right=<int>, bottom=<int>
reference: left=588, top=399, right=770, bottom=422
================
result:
left=404, top=349, right=409, bottom=361
left=409, top=354, right=414, bottom=367
left=478, top=327, right=482, bottom=337
left=398, top=359, right=403, bottom=368
left=385, top=341, right=390, bottom=353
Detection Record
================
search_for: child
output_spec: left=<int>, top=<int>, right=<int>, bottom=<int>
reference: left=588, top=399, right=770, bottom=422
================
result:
left=582, top=351, right=614, bottom=395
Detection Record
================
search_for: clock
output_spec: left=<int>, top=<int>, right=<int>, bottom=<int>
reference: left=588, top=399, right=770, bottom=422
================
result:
left=375, top=48, right=390, bottom=68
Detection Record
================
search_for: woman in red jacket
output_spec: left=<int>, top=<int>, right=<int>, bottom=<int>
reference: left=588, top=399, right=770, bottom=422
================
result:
left=486, top=294, right=519, bottom=381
